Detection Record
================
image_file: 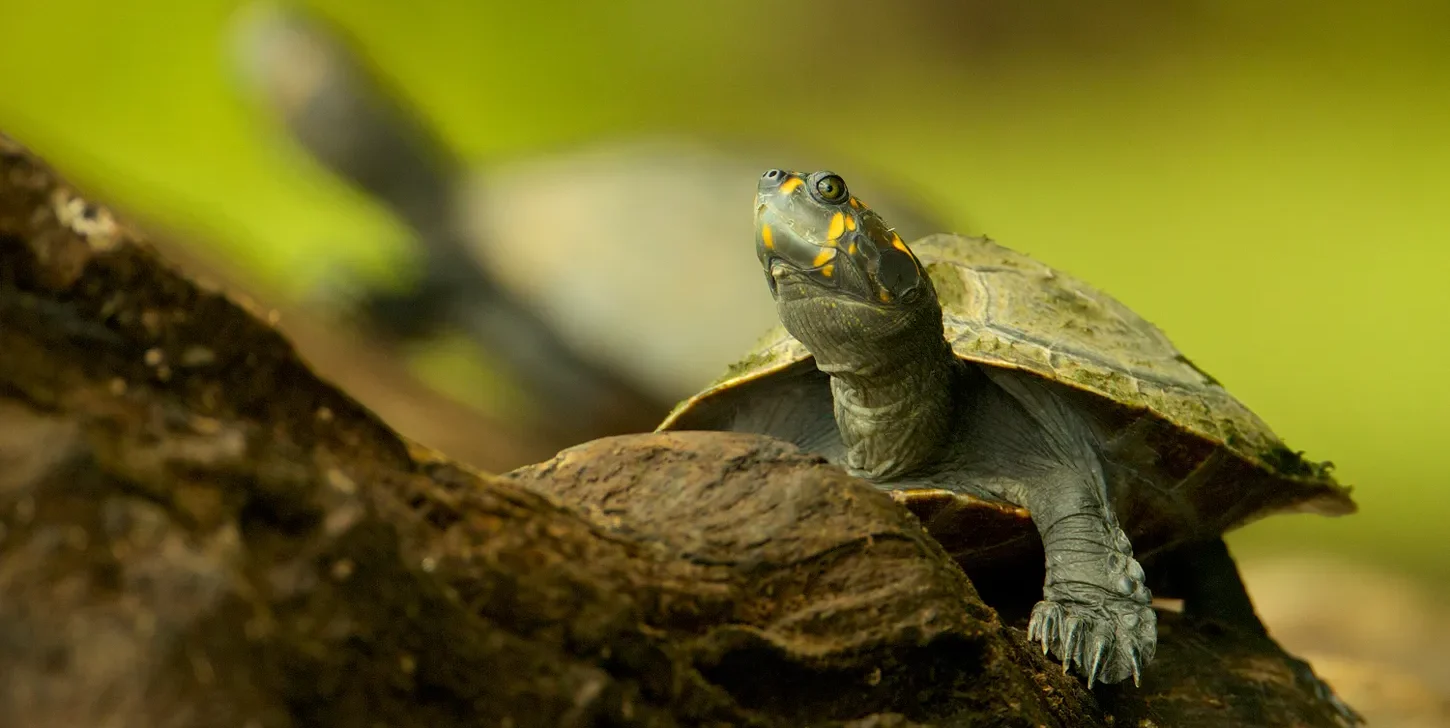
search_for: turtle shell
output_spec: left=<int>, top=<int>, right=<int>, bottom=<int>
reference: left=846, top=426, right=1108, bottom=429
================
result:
left=658, top=233, right=1355, bottom=570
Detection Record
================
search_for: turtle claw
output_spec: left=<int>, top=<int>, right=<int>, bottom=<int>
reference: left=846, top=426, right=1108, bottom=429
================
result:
left=1062, top=615, right=1083, bottom=666
left=1028, top=596, right=1157, bottom=687
left=1026, top=601, right=1056, bottom=654
left=1085, top=637, right=1109, bottom=688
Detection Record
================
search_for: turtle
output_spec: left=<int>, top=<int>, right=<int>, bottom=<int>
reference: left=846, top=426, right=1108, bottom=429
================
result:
left=657, top=169, right=1359, bottom=691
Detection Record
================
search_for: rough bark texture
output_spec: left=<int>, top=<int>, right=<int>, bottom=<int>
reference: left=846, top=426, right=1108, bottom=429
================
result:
left=0, top=134, right=1351, bottom=727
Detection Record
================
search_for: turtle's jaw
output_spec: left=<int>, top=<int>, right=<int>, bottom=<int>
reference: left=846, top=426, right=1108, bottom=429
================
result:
left=755, top=199, right=844, bottom=297
left=756, top=201, right=883, bottom=308
left=765, top=260, right=827, bottom=302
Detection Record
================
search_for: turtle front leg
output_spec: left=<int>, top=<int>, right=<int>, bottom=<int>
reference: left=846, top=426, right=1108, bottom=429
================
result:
left=1021, top=483, right=1156, bottom=687
left=980, top=369, right=1157, bottom=687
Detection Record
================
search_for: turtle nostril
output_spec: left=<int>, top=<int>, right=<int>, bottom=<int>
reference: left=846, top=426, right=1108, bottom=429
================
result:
left=762, top=169, right=783, bottom=180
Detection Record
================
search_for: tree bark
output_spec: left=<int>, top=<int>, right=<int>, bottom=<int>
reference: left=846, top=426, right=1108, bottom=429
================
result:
left=0, top=134, right=1350, bottom=727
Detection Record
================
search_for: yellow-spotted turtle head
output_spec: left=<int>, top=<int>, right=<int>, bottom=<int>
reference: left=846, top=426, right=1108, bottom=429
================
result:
left=754, top=169, right=944, bottom=373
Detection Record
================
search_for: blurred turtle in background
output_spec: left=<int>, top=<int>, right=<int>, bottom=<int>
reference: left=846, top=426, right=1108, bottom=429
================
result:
left=228, top=3, right=952, bottom=445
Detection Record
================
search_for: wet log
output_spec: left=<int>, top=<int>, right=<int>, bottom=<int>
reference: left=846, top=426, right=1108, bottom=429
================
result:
left=0, top=134, right=1350, bottom=727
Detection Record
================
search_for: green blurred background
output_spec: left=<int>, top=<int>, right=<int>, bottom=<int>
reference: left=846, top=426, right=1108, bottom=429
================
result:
left=1, top=0, right=1446, bottom=587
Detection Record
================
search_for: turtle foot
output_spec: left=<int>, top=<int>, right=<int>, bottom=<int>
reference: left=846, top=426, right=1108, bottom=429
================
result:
left=1027, top=595, right=1157, bottom=687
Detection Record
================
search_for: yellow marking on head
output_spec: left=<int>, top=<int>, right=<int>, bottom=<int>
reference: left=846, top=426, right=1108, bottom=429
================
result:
left=779, top=176, right=804, bottom=194
left=761, top=224, right=775, bottom=249
left=891, top=232, right=910, bottom=254
left=812, top=247, right=836, bottom=267
left=844, top=215, right=857, bottom=231
left=848, top=197, right=861, bottom=209
left=847, top=242, right=857, bottom=255
left=878, top=288, right=892, bottom=303
left=827, top=211, right=845, bottom=241
left=821, top=263, right=835, bottom=278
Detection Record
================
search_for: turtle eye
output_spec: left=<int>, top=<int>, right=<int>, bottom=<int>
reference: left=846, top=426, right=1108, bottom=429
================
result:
left=812, top=174, right=849, bottom=204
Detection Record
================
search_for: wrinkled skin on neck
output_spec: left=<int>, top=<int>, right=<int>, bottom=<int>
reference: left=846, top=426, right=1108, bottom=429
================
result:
left=771, top=267, right=959, bottom=481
